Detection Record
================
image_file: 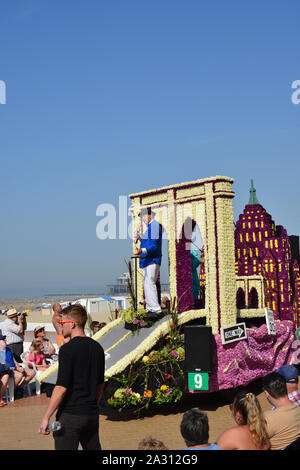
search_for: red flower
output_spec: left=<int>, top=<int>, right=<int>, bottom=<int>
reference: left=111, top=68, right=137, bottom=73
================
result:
left=165, top=374, right=171, bottom=380
left=170, top=324, right=175, bottom=329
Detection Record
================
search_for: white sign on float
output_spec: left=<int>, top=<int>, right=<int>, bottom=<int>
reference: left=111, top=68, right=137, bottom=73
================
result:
left=221, top=322, right=247, bottom=345
left=265, top=308, right=277, bottom=336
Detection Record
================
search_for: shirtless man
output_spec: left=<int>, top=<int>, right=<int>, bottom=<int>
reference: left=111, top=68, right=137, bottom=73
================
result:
left=52, top=303, right=70, bottom=348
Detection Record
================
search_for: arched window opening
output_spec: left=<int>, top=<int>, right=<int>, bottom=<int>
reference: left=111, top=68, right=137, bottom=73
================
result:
left=249, top=287, right=259, bottom=308
left=236, top=288, right=246, bottom=309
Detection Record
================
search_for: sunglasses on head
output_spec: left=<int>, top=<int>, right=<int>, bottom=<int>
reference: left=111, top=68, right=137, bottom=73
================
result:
left=59, top=319, right=78, bottom=326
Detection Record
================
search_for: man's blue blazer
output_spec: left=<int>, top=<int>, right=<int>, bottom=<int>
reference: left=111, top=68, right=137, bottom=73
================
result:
left=139, top=220, right=162, bottom=269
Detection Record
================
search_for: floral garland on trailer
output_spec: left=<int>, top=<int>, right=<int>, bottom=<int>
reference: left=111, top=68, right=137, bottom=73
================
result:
left=106, top=317, right=186, bottom=410
left=105, top=308, right=203, bottom=380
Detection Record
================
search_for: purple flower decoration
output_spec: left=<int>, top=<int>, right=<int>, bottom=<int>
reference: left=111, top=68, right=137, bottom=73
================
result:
left=200, top=321, right=295, bottom=393
left=140, top=320, right=146, bottom=327
left=170, top=350, right=179, bottom=358
left=132, top=317, right=140, bottom=325
left=125, top=388, right=131, bottom=396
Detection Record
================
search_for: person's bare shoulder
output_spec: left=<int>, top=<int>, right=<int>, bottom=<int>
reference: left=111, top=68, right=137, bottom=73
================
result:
left=216, top=426, right=241, bottom=450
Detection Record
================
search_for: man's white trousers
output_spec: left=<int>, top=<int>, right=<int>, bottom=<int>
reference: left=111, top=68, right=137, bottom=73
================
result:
left=143, top=263, right=161, bottom=313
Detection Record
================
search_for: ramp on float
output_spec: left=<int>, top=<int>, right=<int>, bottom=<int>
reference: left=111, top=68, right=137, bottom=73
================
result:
left=39, top=310, right=203, bottom=385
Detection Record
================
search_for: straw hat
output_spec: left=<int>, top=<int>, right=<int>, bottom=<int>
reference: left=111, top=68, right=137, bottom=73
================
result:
left=34, top=326, right=45, bottom=336
left=6, top=308, right=18, bottom=318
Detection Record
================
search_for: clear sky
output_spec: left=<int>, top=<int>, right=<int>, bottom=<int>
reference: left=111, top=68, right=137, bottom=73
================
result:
left=0, top=1, right=299, bottom=299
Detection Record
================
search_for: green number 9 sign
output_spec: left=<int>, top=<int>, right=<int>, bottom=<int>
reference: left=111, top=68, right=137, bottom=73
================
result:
left=188, top=372, right=209, bottom=391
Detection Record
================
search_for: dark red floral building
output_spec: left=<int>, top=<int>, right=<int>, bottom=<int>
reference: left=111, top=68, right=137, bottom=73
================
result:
left=234, top=180, right=300, bottom=328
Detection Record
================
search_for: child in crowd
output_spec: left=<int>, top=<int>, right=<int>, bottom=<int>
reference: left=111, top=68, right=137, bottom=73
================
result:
left=28, top=340, right=49, bottom=371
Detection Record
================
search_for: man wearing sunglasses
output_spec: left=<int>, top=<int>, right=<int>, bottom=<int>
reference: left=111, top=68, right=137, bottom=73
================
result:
left=38, top=304, right=105, bottom=450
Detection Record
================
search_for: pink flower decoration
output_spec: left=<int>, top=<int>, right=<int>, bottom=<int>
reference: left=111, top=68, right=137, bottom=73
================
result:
left=292, top=350, right=300, bottom=365
left=292, top=340, right=300, bottom=350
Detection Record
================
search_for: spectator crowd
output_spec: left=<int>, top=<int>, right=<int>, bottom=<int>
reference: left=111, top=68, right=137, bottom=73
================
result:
left=0, top=307, right=56, bottom=404
left=143, top=365, right=300, bottom=451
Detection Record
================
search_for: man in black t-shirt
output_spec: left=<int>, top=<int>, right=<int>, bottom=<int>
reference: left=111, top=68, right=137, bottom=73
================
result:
left=38, top=304, right=105, bottom=450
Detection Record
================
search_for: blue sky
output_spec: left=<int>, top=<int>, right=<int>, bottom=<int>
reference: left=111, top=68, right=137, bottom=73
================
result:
left=0, top=1, right=299, bottom=298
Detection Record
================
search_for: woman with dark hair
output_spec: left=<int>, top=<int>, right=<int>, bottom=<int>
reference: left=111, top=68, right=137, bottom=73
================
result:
left=216, top=391, right=270, bottom=450
left=34, top=326, right=57, bottom=362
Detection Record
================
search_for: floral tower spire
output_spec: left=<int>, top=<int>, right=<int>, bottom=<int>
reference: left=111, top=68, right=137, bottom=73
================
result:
left=248, top=179, right=260, bottom=205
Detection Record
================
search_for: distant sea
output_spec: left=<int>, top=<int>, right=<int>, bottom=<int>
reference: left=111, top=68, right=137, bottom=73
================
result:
left=0, top=287, right=107, bottom=301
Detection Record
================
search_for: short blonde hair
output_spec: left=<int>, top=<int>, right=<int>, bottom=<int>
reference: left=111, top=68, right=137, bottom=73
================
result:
left=31, top=339, right=43, bottom=352
left=62, top=304, right=87, bottom=328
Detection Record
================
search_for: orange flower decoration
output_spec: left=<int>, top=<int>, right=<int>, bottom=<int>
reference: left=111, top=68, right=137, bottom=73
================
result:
left=144, top=390, right=152, bottom=397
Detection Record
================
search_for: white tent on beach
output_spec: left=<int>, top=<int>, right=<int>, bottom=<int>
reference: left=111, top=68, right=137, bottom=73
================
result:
left=75, top=296, right=120, bottom=315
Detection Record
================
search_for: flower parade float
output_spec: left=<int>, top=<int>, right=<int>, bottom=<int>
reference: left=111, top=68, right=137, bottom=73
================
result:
left=39, top=177, right=298, bottom=410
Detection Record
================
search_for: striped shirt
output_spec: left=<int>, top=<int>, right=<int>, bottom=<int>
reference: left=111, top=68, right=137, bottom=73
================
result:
left=289, top=391, right=300, bottom=407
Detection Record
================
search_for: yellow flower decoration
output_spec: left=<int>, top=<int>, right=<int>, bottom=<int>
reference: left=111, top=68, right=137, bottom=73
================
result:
left=160, top=384, right=167, bottom=391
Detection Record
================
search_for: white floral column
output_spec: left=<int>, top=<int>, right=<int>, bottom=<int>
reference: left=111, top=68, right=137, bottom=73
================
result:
left=215, top=194, right=237, bottom=329
left=203, top=182, right=219, bottom=333
left=167, top=189, right=177, bottom=303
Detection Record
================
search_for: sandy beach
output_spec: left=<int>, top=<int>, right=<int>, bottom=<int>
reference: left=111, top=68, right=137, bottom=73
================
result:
left=0, top=295, right=114, bottom=327
left=0, top=383, right=271, bottom=451
left=0, top=295, right=91, bottom=317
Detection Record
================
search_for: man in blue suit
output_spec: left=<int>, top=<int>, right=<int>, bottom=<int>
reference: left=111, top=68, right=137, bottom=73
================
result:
left=135, top=207, right=162, bottom=319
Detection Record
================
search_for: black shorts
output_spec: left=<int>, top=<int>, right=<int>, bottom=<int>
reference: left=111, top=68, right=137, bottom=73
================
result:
left=53, top=413, right=101, bottom=450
